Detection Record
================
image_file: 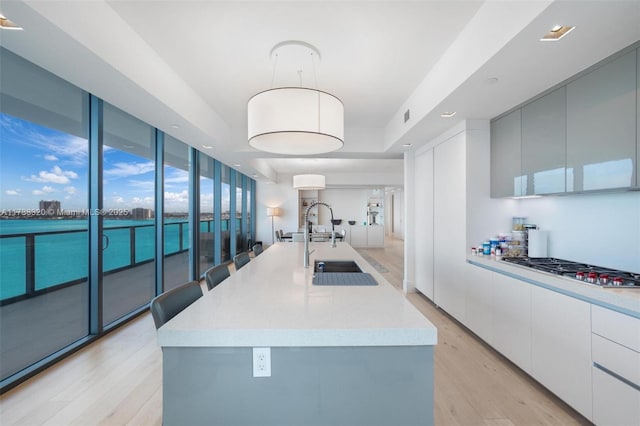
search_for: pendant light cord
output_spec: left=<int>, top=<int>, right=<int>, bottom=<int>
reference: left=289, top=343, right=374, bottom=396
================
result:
left=311, top=52, right=319, bottom=89
left=270, top=52, right=279, bottom=88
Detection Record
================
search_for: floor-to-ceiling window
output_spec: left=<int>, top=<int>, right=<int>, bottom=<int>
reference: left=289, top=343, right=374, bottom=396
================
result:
left=221, top=165, right=231, bottom=262
left=0, top=48, right=89, bottom=383
left=102, top=104, right=155, bottom=325
left=235, top=171, right=244, bottom=254
left=198, top=153, right=215, bottom=275
left=242, top=175, right=250, bottom=249
left=0, top=47, right=259, bottom=391
left=163, top=135, right=190, bottom=289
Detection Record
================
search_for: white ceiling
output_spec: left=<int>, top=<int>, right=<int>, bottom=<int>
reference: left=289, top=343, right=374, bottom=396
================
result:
left=2, top=1, right=639, bottom=182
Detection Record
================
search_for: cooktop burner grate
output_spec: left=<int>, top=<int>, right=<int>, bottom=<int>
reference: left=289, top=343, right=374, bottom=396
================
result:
left=501, top=257, right=640, bottom=288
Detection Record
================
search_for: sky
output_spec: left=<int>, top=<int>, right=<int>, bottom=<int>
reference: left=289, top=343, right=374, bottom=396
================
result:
left=0, top=113, right=232, bottom=213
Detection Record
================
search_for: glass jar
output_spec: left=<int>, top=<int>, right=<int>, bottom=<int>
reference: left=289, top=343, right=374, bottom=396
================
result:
left=512, top=217, right=526, bottom=231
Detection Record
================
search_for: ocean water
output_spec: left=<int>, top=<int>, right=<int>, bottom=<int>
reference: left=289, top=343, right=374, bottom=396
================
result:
left=0, top=219, right=201, bottom=300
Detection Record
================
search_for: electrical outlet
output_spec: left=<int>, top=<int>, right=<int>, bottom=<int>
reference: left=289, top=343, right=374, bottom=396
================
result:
left=252, top=347, right=271, bottom=377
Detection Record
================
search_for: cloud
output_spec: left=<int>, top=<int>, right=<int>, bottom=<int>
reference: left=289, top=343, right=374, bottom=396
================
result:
left=32, top=186, right=55, bottom=196
left=44, top=154, right=59, bottom=161
left=0, top=115, right=88, bottom=165
left=64, top=186, right=77, bottom=195
left=112, top=196, right=125, bottom=204
left=164, top=190, right=189, bottom=212
left=165, top=169, right=189, bottom=184
left=165, top=190, right=189, bottom=202
left=25, top=165, right=78, bottom=184
left=132, top=196, right=154, bottom=207
left=128, top=179, right=155, bottom=190
left=104, top=161, right=154, bottom=178
left=5, top=189, right=21, bottom=196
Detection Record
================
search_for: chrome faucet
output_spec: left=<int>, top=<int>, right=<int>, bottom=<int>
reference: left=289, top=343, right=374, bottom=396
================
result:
left=303, top=201, right=336, bottom=268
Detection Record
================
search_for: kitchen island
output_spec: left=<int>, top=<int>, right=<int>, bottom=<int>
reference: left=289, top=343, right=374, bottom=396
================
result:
left=158, top=241, right=437, bottom=426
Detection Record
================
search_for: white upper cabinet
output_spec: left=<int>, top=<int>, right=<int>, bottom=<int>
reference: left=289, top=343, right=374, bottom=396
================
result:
left=566, top=49, right=637, bottom=192
left=522, top=87, right=566, bottom=195
left=490, top=109, right=522, bottom=197
left=490, top=43, right=640, bottom=197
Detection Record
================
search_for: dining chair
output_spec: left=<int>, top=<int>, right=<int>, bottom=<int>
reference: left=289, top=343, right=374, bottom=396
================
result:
left=252, top=243, right=263, bottom=256
left=204, top=264, right=231, bottom=291
left=150, top=280, right=203, bottom=329
left=275, top=230, right=282, bottom=242
left=233, top=252, right=251, bottom=270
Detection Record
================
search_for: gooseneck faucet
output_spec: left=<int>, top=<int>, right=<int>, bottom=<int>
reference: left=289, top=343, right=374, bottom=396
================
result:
left=303, top=201, right=336, bottom=268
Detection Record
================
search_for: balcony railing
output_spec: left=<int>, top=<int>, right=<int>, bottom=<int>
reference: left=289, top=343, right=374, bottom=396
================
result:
left=0, top=219, right=236, bottom=305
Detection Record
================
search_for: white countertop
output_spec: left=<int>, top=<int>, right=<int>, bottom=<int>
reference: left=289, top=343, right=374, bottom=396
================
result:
left=468, top=255, right=640, bottom=318
left=158, top=242, right=437, bottom=348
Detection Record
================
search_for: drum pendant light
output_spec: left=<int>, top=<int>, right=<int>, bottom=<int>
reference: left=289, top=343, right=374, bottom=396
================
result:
left=248, top=41, right=344, bottom=155
left=293, top=174, right=325, bottom=190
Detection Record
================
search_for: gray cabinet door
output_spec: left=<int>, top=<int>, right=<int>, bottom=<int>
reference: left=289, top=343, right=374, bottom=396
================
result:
left=491, top=109, right=522, bottom=197
left=566, top=49, right=637, bottom=192
left=522, top=87, right=566, bottom=195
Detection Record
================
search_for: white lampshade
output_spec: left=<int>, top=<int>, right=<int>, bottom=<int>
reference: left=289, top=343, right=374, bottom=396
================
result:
left=248, top=87, right=344, bottom=155
left=266, top=207, right=281, bottom=217
left=293, top=174, right=325, bottom=190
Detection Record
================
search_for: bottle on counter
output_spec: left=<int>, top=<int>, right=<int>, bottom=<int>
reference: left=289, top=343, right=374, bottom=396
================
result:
left=482, top=241, right=491, bottom=256
left=495, top=246, right=502, bottom=260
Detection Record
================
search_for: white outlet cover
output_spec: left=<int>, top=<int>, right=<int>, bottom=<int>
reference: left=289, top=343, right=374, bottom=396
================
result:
left=252, top=347, right=271, bottom=377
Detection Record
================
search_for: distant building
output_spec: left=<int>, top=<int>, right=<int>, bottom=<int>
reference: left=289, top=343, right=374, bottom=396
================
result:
left=39, top=200, right=61, bottom=215
left=131, top=208, right=153, bottom=220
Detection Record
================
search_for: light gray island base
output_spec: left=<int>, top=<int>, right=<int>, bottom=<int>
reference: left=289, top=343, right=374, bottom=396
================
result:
left=158, top=243, right=437, bottom=425
left=163, top=345, right=433, bottom=425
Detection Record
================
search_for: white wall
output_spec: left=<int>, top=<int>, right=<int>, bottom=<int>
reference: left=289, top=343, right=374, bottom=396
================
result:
left=256, top=179, right=392, bottom=246
left=255, top=181, right=299, bottom=245
left=317, top=189, right=368, bottom=227
left=465, top=121, right=518, bottom=247
left=517, top=192, right=640, bottom=273
left=392, top=191, right=404, bottom=240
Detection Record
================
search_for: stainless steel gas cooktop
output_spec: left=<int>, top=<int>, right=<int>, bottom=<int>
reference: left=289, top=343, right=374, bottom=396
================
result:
left=501, top=257, right=640, bottom=288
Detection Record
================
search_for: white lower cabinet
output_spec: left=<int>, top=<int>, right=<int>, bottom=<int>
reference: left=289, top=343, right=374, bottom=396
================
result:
left=464, top=266, right=640, bottom=424
left=592, top=366, right=640, bottom=426
left=531, top=285, right=592, bottom=420
left=366, top=226, right=384, bottom=247
left=464, top=264, right=493, bottom=345
left=491, top=273, right=531, bottom=374
left=349, top=226, right=367, bottom=247
left=591, top=305, right=640, bottom=426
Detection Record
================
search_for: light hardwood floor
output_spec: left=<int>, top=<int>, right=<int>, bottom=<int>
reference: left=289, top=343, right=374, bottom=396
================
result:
left=0, top=239, right=589, bottom=425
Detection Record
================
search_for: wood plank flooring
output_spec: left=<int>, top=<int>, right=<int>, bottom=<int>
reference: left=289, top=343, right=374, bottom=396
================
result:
left=0, top=238, right=589, bottom=425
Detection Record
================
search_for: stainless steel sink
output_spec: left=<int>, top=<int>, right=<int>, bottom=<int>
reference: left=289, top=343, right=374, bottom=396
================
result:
left=314, top=260, right=362, bottom=273
left=312, top=260, right=377, bottom=286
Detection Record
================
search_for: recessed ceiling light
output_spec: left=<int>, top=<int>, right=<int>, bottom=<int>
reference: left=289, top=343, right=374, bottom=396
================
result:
left=440, top=112, right=457, bottom=118
left=201, top=144, right=213, bottom=149
left=485, top=77, right=499, bottom=85
left=0, top=14, right=23, bottom=30
left=234, top=164, right=241, bottom=167
left=171, top=124, right=180, bottom=129
left=540, top=25, right=575, bottom=42
left=123, top=145, right=135, bottom=149
left=402, top=143, right=412, bottom=147
left=252, top=174, right=258, bottom=178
